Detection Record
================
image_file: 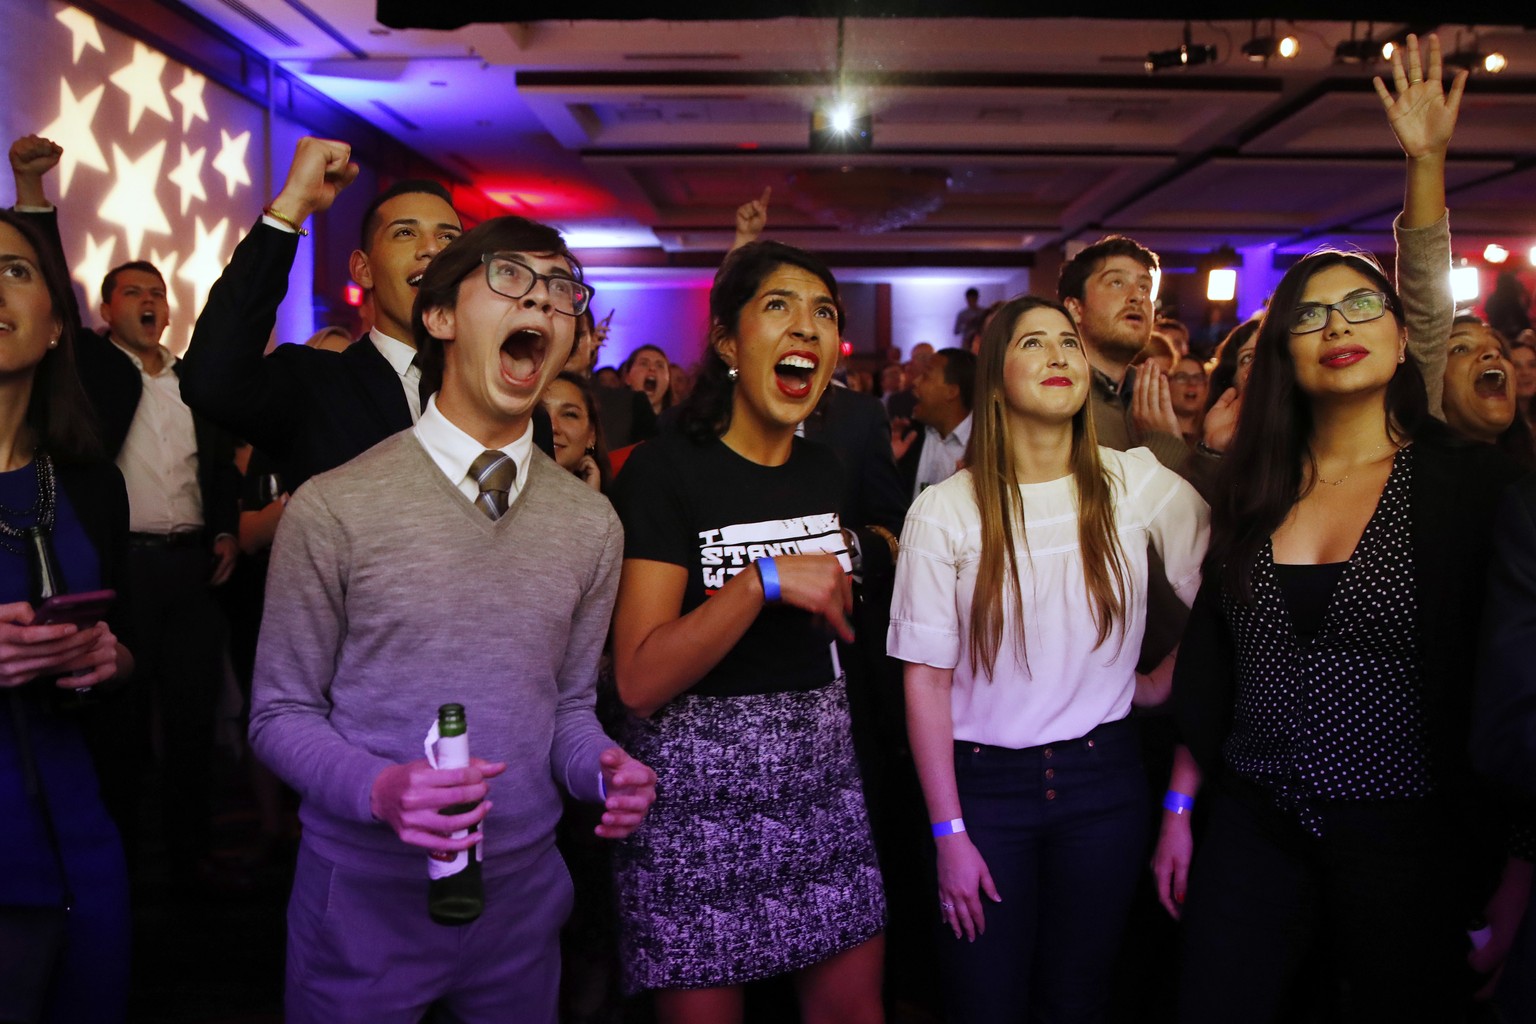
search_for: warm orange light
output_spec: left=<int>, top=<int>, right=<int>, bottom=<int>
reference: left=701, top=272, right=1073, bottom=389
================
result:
left=344, top=282, right=363, bottom=307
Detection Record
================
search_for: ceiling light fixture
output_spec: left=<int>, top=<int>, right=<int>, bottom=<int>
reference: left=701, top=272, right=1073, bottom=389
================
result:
left=1146, top=22, right=1217, bottom=74
left=1334, top=22, right=1384, bottom=65
left=1205, top=245, right=1240, bottom=302
left=1484, top=244, right=1510, bottom=265
left=1241, top=20, right=1299, bottom=64
left=1444, top=29, right=1507, bottom=75
left=810, top=19, right=872, bottom=153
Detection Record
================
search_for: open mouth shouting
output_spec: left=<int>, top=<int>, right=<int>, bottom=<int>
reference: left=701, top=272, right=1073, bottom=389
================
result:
left=1473, top=366, right=1511, bottom=400
left=500, top=326, right=549, bottom=390
left=407, top=270, right=425, bottom=290
left=774, top=351, right=819, bottom=399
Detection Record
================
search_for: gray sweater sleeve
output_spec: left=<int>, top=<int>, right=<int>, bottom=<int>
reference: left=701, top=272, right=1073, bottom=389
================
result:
left=1395, top=211, right=1451, bottom=421
left=549, top=505, right=625, bottom=803
left=248, top=483, right=393, bottom=825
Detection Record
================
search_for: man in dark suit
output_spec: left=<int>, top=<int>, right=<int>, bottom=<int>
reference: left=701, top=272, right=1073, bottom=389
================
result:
left=12, top=136, right=241, bottom=873
left=179, top=137, right=467, bottom=492
left=894, top=346, right=975, bottom=501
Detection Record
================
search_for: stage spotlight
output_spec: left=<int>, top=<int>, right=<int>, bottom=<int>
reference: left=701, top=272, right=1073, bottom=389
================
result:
left=1242, top=21, right=1299, bottom=64
left=1485, top=244, right=1510, bottom=265
left=1451, top=263, right=1480, bottom=303
left=1484, top=52, right=1508, bottom=74
left=1446, top=46, right=1507, bottom=74
left=1279, top=35, right=1300, bottom=58
left=1382, top=40, right=1396, bottom=60
left=810, top=99, right=871, bottom=153
left=1147, top=22, right=1216, bottom=73
left=1207, top=269, right=1237, bottom=303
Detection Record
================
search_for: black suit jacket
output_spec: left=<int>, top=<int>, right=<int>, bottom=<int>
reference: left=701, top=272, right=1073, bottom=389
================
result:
left=180, top=221, right=552, bottom=492
left=16, top=208, right=238, bottom=541
left=802, top=385, right=908, bottom=582
left=1476, top=470, right=1536, bottom=795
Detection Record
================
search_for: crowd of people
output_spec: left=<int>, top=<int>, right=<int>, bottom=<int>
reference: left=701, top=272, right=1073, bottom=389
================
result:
left=3, top=31, right=1536, bottom=1024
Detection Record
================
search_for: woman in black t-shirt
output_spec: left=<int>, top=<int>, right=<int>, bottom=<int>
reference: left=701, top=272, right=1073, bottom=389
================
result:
left=609, top=241, right=885, bottom=1024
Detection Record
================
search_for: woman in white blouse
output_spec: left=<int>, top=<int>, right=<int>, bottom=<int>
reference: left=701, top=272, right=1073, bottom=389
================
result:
left=888, top=295, right=1208, bottom=1023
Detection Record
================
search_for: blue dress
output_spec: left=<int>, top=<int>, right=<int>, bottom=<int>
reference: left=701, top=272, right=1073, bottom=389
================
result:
left=0, top=458, right=130, bottom=1023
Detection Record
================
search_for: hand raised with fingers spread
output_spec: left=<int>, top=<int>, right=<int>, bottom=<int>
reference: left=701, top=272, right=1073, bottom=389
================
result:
left=1131, top=364, right=1180, bottom=438
left=1374, top=33, right=1467, bottom=160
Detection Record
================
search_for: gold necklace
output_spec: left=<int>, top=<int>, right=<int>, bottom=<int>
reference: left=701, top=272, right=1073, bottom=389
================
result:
left=1313, top=441, right=1400, bottom=487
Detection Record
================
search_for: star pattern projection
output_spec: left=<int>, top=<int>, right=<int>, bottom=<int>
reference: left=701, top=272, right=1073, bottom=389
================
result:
left=167, top=144, right=207, bottom=215
left=169, top=70, right=209, bottom=133
left=55, top=7, right=104, bottom=64
left=45, top=6, right=266, bottom=351
left=179, top=217, right=231, bottom=321
left=71, top=233, right=117, bottom=311
left=109, top=43, right=173, bottom=133
left=38, top=79, right=107, bottom=198
left=212, top=130, right=252, bottom=198
left=100, top=141, right=171, bottom=257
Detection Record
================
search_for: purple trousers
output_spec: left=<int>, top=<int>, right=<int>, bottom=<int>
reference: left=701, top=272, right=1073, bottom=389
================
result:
left=284, top=839, right=573, bottom=1024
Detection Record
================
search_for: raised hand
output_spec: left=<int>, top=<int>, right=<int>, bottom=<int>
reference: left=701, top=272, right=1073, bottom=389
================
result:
left=269, top=136, right=360, bottom=225
left=732, top=187, right=772, bottom=249
left=1374, top=33, right=1466, bottom=160
left=9, top=135, right=62, bottom=207
left=1131, top=364, right=1180, bottom=439
left=1202, top=386, right=1242, bottom=454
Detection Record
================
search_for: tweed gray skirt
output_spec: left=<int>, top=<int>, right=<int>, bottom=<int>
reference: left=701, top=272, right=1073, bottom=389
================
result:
left=612, top=676, right=886, bottom=992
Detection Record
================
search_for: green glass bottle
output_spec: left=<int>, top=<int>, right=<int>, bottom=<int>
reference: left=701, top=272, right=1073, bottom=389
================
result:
left=427, top=703, right=483, bottom=925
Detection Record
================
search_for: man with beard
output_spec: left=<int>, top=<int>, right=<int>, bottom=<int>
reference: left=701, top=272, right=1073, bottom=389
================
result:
left=181, top=137, right=551, bottom=491
left=1058, top=237, right=1191, bottom=474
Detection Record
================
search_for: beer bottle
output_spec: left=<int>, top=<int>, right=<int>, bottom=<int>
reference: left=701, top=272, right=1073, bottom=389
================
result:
left=25, top=526, right=62, bottom=604
left=427, top=703, right=483, bottom=924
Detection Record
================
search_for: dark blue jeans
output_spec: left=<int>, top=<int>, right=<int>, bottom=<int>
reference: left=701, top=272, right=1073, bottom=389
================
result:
left=940, top=717, right=1149, bottom=1024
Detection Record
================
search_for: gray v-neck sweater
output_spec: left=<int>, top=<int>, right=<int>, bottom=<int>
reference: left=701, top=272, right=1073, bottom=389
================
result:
left=251, top=432, right=622, bottom=878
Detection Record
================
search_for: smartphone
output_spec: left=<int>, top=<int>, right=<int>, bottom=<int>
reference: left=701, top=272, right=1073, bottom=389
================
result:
left=34, top=589, right=116, bottom=628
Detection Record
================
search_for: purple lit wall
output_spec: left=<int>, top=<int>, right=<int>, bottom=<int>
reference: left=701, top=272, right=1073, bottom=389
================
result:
left=2, top=0, right=316, bottom=354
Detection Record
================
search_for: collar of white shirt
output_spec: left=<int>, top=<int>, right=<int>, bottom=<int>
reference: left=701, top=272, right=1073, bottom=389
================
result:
left=370, top=328, right=417, bottom=377
left=108, top=336, right=176, bottom=377
left=413, top=394, right=534, bottom=504
left=927, top=411, right=973, bottom=449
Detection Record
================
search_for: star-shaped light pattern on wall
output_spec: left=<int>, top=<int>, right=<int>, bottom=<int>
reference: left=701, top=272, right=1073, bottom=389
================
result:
left=167, top=144, right=207, bottom=215
left=179, top=217, right=231, bottom=322
left=212, top=130, right=252, bottom=198
left=99, top=141, right=171, bottom=257
left=71, top=233, right=117, bottom=312
left=45, top=5, right=267, bottom=351
left=109, top=42, right=172, bottom=133
left=149, top=248, right=182, bottom=324
left=38, top=79, right=106, bottom=198
left=55, top=7, right=104, bottom=64
left=169, top=70, right=209, bottom=133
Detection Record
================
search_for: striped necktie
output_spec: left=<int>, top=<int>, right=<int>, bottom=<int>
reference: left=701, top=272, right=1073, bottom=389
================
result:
left=468, top=450, right=517, bottom=520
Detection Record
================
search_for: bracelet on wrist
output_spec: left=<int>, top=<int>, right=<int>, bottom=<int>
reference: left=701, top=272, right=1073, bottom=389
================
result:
left=1163, top=790, right=1196, bottom=815
left=263, top=205, right=310, bottom=236
left=754, top=557, right=782, bottom=604
left=1196, top=440, right=1223, bottom=459
left=931, top=817, right=966, bottom=838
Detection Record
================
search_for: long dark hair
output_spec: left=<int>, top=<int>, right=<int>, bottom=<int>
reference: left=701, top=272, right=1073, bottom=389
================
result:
left=552, top=370, right=614, bottom=491
left=1206, top=318, right=1260, bottom=410
left=965, top=295, right=1128, bottom=674
left=0, top=211, right=101, bottom=463
left=412, top=215, right=582, bottom=399
left=1212, top=250, right=1427, bottom=601
left=677, top=240, right=844, bottom=444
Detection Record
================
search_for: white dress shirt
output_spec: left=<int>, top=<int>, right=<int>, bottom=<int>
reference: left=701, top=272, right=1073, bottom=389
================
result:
left=913, top=412, right=972, bottom=499
left=370, top=328, right=423, bottom=422
left=111, top=340, right=204, bottom=534
left=413, top=395, right=534, bottom=506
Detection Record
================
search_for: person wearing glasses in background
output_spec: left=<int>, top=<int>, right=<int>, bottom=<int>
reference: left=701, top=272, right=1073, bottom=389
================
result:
left=1165, top=36, right=1530, bottom=1021
left=1168, top=356, right=1209, bottom=449
left=249, top=159, right=657, bottom=1021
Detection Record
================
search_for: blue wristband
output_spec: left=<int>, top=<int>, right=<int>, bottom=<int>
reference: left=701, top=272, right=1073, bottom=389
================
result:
left=931, top=817, right=966, bottom=838
left=755, top=557, right=782, bottom=604
left=1162, top=790, right=1195, bottom=815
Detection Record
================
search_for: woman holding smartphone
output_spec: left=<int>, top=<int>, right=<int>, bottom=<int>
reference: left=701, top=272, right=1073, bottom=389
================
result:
left=0, top=207, right=134, bottom=1023
left=889, top=294, right=1208, bottom=1022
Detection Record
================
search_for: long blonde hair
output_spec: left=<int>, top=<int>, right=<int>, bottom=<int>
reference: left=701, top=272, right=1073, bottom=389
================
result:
left=966, top=296, right=1130, bottom=676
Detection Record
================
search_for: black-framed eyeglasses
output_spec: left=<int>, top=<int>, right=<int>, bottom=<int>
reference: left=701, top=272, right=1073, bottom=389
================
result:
left=481, top=254, right=592, bottom=317
left=1289, top=291, right=1389, bottom=335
